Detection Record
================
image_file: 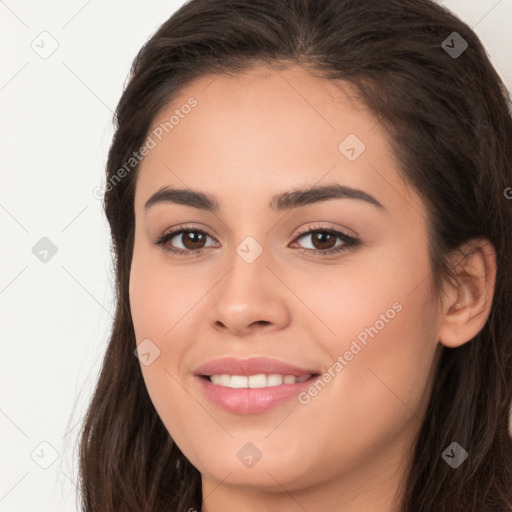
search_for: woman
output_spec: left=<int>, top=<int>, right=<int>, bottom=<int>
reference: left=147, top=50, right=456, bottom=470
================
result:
left=78, top=0, right=512, bottom=510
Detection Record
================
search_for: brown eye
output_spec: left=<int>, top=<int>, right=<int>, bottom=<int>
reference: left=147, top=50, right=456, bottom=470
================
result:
left=155, top=227, right=218, bottom=256
left=309, top=231, right=338, bottom=250
left=292, top=226, right=361, bottom=256
left=176, top=231, right=208, bottom=250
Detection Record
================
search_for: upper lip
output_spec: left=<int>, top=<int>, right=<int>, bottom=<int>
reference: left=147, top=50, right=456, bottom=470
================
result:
left=194, top=357, right=318, bottom=377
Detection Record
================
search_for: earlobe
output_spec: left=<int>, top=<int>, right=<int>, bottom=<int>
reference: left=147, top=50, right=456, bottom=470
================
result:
left=438, top=238, right=497, bottom=349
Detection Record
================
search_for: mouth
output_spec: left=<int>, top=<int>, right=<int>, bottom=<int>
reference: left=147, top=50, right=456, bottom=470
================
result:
left=194, top=357, right=321, bottom=414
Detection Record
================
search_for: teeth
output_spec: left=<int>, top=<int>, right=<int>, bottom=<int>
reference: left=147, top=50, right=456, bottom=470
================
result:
left=219, top=374, right=231, bottom=386
left=209, top=373, right=311, bottom=388
left=248, top=374, right=267, bottom=388
left=230, top=375, right=248, bottom=388
left=268, top=374, right=284, bottom=386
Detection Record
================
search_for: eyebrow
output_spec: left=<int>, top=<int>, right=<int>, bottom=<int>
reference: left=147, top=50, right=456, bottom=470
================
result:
left=144, top=184, right=385, bottom=213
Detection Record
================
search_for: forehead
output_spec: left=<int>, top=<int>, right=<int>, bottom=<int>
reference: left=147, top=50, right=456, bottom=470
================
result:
left=134, top=64, right=418, bottom=215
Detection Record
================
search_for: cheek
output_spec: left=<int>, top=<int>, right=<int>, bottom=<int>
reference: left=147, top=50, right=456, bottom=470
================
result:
left=129, top=246, right=204, bottom=345
left=129, top=251, right=202, bottom=445
left=128, top=245, right=217, bottom=411
left=292, top=242, right=438, bottom=396
left=289, top=236, right=436, bottom=357
left=289, top=245, right=440, bottom=460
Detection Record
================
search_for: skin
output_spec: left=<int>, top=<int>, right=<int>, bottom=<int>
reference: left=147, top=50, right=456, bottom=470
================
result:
left=129, top=64, right=496, bottom=512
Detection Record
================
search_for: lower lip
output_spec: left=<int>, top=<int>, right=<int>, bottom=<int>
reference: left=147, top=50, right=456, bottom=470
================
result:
left=197, top=376, right=316, bottom=414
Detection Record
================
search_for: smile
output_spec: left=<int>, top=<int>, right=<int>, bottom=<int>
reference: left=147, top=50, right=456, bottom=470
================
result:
left=194, top=356, right=320, bottom=414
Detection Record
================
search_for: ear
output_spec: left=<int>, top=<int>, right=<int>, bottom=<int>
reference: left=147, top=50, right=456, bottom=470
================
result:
left=438, top=238, right=497, bottom=348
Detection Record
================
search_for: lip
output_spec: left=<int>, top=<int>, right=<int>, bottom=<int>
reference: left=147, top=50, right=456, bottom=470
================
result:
left=194, top=356, right=318, bottom=378
left=194, top=357, right=319, bottom=415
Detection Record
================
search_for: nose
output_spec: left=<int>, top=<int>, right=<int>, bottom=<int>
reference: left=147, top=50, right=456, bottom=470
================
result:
left=207, top=248, right=291, bottom=337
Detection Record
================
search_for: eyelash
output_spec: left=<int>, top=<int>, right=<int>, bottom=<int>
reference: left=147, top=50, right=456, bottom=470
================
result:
left=154, top=223, right=362, bottom=258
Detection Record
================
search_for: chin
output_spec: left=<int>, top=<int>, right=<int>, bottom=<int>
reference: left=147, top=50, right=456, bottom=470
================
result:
left=191, top=444, right=317, bottom=491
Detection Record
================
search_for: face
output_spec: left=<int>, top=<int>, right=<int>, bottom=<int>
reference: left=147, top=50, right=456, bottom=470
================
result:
left=129, top=64, right=443, bottom=501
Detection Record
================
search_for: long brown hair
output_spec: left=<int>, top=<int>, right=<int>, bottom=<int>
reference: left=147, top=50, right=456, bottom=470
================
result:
left=78, top=0, right=512, bottom=510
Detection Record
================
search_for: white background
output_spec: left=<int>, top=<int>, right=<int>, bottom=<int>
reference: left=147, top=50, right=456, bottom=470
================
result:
left=0, top=1, right=511, bottom=510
